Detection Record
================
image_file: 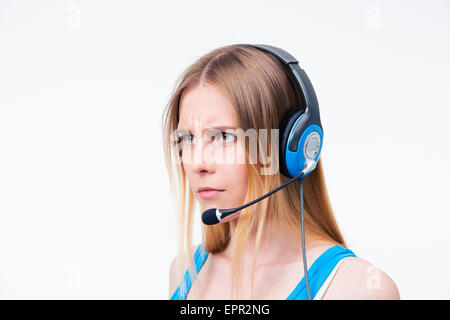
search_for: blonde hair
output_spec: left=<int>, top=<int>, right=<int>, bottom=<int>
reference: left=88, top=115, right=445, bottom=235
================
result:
left=161, top=44, right=347, bottom=299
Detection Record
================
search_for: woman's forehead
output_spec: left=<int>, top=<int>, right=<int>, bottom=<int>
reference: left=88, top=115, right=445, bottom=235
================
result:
left=178, top=86, right=237, bottom=129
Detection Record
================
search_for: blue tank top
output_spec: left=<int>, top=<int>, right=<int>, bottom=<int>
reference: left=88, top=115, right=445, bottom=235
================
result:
left=170, top=243, right=356, bottom=300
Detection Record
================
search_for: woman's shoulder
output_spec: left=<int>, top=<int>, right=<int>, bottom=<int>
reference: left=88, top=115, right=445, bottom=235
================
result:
left=322, top=254, right=400, bottom=300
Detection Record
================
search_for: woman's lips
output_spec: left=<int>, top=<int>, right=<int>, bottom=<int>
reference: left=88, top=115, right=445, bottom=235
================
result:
left=198, top=189, right=225, bottom=200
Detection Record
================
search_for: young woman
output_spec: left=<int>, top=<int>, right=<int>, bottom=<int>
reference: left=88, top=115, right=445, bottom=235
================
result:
left=161, top=44, right=400, bottom=300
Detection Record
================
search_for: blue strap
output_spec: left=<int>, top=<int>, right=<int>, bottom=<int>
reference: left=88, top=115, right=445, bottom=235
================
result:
left=286, top=245, right=356, bottom=300
left=170, top=244, right=209, bottom=300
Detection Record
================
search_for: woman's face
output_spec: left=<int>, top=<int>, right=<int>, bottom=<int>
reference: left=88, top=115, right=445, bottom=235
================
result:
left=177, top=83, right=248, bottom=223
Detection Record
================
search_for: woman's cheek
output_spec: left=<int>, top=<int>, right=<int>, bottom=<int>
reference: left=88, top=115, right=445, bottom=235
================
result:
left=219, top=139, right=246, bottom=165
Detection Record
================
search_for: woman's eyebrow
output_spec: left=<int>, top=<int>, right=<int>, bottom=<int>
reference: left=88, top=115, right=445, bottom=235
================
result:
left=176, top=126, right=237, bottom=133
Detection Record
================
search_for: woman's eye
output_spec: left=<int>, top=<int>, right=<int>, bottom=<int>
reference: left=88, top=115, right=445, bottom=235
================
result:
left=177, top=131, right=235, bottom=145
left=178, top=134, right=196, bottom=145
left=215, top=132, right=236, bottom=143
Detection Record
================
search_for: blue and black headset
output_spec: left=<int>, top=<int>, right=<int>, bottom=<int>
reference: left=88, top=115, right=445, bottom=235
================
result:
left=239, top=43, right=324, bottom=178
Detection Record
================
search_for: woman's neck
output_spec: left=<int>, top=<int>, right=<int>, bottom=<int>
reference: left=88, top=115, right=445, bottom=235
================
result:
left=217, top=215, right=330, bottom=268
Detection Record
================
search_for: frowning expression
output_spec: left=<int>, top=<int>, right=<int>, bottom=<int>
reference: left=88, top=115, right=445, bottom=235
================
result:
left=177, top=83, right=248, bottom=222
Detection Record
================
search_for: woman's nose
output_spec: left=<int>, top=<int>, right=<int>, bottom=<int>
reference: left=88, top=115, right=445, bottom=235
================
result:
left=190, top=139, right=217, bottom=175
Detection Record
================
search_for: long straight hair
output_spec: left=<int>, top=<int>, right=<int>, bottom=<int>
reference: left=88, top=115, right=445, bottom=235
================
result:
left=161, top=44, right=347, bottom=299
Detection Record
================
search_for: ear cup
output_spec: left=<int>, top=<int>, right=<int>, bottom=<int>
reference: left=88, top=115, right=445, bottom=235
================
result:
left=279, top=108, right=305, bottom=177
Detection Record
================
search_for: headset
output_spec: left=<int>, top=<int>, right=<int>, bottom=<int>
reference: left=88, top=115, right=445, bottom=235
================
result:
left=201, top=44, right=324, bottom=300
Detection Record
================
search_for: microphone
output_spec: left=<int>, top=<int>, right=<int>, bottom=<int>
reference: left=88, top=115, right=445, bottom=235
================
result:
left=201, top=160, right=317, bottom=225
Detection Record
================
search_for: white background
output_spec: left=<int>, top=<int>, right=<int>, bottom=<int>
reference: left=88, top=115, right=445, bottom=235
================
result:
left=0, top=0, right=449, bottom=299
